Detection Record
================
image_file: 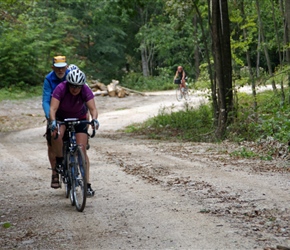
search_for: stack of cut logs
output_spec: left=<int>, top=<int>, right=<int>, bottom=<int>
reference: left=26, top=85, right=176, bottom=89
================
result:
left=89, top=79, right=144, bottom=98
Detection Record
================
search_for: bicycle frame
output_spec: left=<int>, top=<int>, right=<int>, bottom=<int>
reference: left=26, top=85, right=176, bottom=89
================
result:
left=57, top=118, right=95, bottom=212
left=176, top=83, right=190, bottom=102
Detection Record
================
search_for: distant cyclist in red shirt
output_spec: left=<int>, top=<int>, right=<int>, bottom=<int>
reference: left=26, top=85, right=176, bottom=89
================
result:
left=49, top=69, right=99, bottom=197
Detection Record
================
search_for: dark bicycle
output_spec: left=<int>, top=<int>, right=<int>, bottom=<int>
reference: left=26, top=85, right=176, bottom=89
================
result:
left=56, top=118, right=95, bottom=212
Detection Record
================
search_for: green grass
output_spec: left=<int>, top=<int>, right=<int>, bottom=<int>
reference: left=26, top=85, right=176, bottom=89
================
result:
left=227, top=89, right=290, bottom=144
left=0, top=85, right=42, bottom=101
left=125, top=104, right=214, bottom=142
left=230, top=147, right=258, bottom=158
left=121, top=73, right=175, bottom=91
left=125, top=86, right=290, bottom=155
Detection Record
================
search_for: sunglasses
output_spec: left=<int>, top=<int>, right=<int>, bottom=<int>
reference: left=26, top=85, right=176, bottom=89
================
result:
left=69, top=83, right=82, bottom=89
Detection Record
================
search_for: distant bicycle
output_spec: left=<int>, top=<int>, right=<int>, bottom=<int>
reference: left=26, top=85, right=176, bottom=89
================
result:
left=56, top=118, right=96, bottom=212
left=175, top=82, right=190, bottom=101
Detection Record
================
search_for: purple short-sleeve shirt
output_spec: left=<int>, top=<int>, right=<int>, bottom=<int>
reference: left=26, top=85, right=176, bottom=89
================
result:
left=52, top=81, right=94, bottom=120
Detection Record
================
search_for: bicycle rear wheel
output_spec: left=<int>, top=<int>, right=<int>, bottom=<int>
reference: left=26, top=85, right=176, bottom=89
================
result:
left=62, top=143, right=70, bottom=199
left=64, top=153, right=72, bottom=200
left=176, top=87, right=183, bottom=101
left=72, top=146, right=87, bottom=212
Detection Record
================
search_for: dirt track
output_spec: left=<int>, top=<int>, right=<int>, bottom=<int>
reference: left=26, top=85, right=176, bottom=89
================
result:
left=0, top=90, right=290, bottom=250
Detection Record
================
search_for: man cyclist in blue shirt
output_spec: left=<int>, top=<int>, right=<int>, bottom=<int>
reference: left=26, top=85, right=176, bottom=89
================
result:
left=42, top=56, right=69, bottom=189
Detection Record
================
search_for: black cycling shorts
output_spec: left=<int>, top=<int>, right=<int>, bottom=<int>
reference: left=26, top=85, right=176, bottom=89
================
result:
left=174, top=79, right=181, bottom=84
left=74, top=121, right=88, bottom=134
left=45, top=120, right=88, bottom=146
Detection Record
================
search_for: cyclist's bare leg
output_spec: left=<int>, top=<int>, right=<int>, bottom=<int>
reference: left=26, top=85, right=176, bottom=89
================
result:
left=85, top=154, right=90, bottom=182
left=48, top=144, right=56, bottom=174
left=48, top=143, right=60, bottom=188
left=46, top=125, right=60, bottom=188
left=50, top=125, right=65, bottom=158
left=181, top=79, right=186, bottom=89
left=86, top=112, right=90, bottom=150
left=76, top=133, right=90, bottom=183
left=76, top=130, right=95, bottom=197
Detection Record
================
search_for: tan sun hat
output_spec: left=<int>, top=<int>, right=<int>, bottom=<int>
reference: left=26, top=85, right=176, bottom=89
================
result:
left=52, top=56, right=67, bottom=67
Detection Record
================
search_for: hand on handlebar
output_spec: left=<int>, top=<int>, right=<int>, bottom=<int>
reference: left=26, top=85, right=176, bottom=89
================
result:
left=91, top=119, right=99, bottom=130
left=49, top=120, right=57, bottom=132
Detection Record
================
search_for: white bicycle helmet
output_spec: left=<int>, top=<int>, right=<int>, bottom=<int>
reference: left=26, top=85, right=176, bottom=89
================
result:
left=66, top=69, right=86, bottom=86
left=68, top=64, right=79, bottom=71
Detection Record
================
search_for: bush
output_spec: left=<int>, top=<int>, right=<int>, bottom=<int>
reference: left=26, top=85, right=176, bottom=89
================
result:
left=126, top=103, right=214, bottom=142
left=121, top=72, right=175, bottom=91
left=0, top=84, right=42, bottom=101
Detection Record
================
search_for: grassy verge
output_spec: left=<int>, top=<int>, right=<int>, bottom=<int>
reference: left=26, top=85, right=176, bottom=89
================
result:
left=125, top=103, right=214, bottom=142
left=125, top=88, right=290, bottom=146
left=0, top=85, right=42, bottom=102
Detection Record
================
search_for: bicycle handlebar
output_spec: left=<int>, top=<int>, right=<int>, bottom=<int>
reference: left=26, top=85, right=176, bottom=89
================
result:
left=54, top=119, right=96, bottom=139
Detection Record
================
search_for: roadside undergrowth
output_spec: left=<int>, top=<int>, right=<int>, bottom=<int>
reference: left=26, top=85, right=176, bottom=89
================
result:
left=125, top=88, right=290, bottom=161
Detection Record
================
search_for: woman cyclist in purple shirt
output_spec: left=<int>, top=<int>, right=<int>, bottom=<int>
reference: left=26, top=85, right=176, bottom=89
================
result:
left=49, top=69, right=99, bottom=196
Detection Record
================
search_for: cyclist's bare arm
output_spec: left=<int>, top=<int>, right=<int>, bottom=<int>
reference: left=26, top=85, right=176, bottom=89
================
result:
left=86, top=99, right=98, bottom=120
left=50, top=97, right=60, bottom=122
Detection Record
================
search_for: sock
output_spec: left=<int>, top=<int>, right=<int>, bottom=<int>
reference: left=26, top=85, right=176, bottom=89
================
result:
left=56, top=157, right=64, bottom=165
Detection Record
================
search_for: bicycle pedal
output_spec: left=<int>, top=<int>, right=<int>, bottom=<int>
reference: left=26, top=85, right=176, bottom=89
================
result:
left=56, top=165, right=64, bottom=174
left=56, top=169, right=63, bottom=174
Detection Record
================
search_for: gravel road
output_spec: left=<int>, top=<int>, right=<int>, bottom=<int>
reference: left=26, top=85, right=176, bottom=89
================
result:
left=0, top=90, right=290, bottom=250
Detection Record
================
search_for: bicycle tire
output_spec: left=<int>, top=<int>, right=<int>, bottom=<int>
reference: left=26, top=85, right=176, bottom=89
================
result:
left=72, top=146, right=87, bottom=212
left=176, top=87, right=183, bottom=101
left=66, top=153, right=75, bottom=206
left=183, top=89, right=190, bottom=101
left=64, top=153, right=71, bottom=199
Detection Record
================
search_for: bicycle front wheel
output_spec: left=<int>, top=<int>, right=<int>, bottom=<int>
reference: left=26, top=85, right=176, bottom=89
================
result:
left=183, top=88, right=190, bottom=101
left=176, top=87, right=183, bottom=101
left=65, top=153, right=73, bottom=202
left=72, top=146, right=87, bottom=212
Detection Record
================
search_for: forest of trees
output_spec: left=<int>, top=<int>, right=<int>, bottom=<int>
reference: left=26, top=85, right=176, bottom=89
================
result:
left=1, top=0, right=290, bottom=138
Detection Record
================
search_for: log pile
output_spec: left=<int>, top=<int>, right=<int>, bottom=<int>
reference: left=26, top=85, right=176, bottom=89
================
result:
left=89, top=79, right=145, bottom=98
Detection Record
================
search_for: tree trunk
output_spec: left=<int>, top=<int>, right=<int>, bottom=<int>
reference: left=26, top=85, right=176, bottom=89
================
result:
left=193, top=0, right=218, bottom=125
left=256, top=0, right=277, bottom=91
left=240, top=0, right=257, bottom=112
left=284, top=0, right=290, bottom=62
left=283, top=0, right=290, bottom=102
left=211, top=0, right=233, bottom=139
left=193, top=14, right=200, bottom=80
left=271, top=0, right=284, bottom=103
left=141, top=44, right=149, bottom=77
left=138, top=6, right=150, bottom=77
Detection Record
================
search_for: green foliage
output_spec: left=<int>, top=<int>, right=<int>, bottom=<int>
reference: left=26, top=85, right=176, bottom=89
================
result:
left=2, top=222, right=11, bottom=229
left=121, top=72, right=174, bottom=91
left=0, top=2, right=78, bottom=88
left=227, top=89, right=290, bottom=144
left=230, top=146, right=273, bottom=161
left=230, top=147, right=258, bottom=158
left=124, top=80, right=290, bottom=162
left=0, top=84, right=42, bottom=101
left=126, top=103, right=213, bottom=141
left=0, top=0, right=286, bottom=88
